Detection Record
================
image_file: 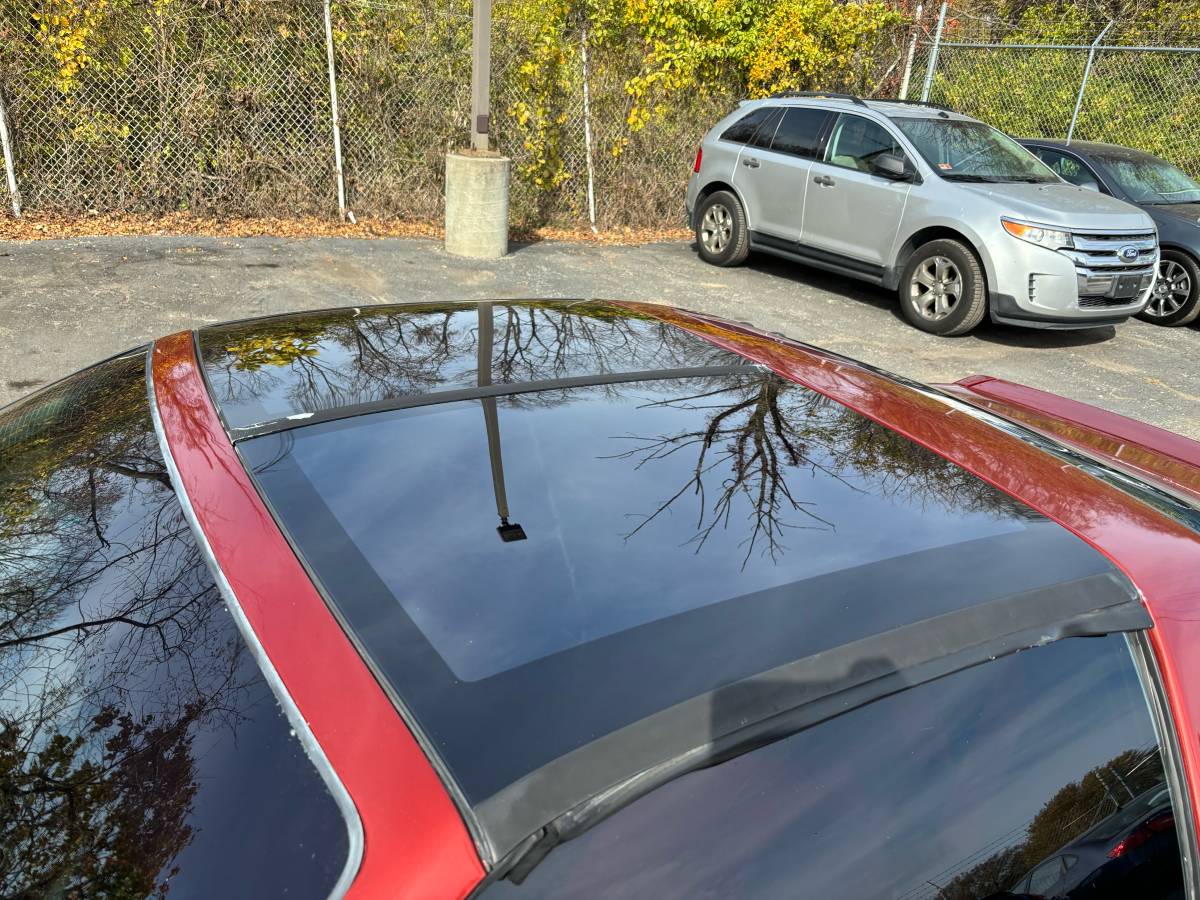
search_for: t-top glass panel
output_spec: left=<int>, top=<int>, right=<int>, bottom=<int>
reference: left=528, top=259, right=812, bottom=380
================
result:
left=242, top=368, right=1119, bottom=803
left=250, top=374, right=1040, bottom=682
left=199, top=301, right=741, bottom=430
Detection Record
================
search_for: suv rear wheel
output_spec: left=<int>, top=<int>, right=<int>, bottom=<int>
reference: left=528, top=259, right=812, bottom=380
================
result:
left=1138, top=250, right=1200, bottom=326
left=695, top=191, right=750, bottom=267
left=899, top=239, right=988, bottom=336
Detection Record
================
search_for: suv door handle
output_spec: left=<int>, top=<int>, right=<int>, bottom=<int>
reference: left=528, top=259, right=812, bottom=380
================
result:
left=742, top=157, right=760, bottom=168
left=813, top=174, right=835, bottom=186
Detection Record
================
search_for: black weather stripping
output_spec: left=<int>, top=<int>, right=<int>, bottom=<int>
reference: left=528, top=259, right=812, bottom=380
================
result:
left=478, top=570, right=1150, bottom=884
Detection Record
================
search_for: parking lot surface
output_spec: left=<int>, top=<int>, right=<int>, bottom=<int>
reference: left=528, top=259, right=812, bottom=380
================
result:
left=2, top=235, right=1197, bottom=438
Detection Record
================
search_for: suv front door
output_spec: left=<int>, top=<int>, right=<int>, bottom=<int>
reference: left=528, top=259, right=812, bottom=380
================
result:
left=801, top=112, right=914, bottom=271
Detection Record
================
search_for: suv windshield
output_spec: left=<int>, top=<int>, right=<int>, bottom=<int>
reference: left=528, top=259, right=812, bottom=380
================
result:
left=1093, top=153, right=1200, bottom=204
left=893, top=118, right=1057, bottom=183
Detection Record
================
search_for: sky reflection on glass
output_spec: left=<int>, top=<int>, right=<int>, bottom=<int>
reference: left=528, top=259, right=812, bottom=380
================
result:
left=268, top=373, right=1036, bottom=681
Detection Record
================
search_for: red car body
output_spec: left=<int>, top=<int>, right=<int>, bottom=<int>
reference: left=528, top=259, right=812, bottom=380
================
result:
left=140, top=302, right=1200, bottom=899
left=5, top=300, right=1198, bottom=899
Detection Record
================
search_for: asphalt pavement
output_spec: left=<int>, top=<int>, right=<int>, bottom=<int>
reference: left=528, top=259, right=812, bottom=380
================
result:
left=2, top=235, right=1197, bottom=438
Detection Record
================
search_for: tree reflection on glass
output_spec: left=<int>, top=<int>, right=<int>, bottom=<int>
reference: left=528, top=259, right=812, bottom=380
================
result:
left=0, top=357, right=246, bottom=896
left=929, top=746, right=1176, bottom=900
left=201, top=301, right=739, bottom=426
left=612, top=370, right=1037, bottom=567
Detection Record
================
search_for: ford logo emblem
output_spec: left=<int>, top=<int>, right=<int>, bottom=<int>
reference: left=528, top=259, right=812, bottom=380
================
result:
left=1119, top=245, right=1139, bottom=262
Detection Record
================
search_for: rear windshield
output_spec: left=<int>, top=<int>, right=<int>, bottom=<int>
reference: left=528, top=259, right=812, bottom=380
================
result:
left=241, top=363, right=1121, bottom=805
left=0, top=354, right=350, bottom=897
left=482, top=633, right=1185, bottom=900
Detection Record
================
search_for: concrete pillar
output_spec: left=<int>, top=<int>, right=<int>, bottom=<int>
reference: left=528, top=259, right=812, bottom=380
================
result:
left=445, top=151, right=510, bottom=258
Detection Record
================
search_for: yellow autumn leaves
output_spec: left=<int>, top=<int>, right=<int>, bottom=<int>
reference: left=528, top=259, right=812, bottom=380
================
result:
left=31, top=0, right=110, bottom=93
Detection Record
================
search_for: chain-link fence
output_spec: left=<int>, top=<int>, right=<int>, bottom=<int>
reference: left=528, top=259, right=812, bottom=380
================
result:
left=905, top=3, right=1200, bottom=179
left=0, top=0, right=752, bottom=228
left=4, top=1, right=1197, bottom=229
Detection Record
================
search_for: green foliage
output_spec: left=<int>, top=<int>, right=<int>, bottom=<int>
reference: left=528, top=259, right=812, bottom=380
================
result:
left=927, top=0, right=1200, bottom=176
left=585, top=0, right=902, bottom=147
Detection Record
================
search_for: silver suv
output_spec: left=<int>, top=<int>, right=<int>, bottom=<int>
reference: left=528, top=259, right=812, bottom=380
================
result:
left=686, top=93, right=1160, bottom=335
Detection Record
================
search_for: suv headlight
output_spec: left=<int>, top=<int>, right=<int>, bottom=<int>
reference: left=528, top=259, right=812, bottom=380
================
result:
left=1002, top=218, right=1073, bottom=249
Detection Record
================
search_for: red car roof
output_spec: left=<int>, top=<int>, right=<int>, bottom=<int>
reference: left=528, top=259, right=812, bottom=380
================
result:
left=151, top=301, right=1200, bottom=897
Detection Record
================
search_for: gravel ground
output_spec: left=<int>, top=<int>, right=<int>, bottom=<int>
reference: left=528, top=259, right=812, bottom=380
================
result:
left=2, top=234, right=1197, bottom=438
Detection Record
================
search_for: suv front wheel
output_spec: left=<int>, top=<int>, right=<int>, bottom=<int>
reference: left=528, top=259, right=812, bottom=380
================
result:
left=899, top=239, right=988, bottom=336
left=695, top=191, right=750, bottom=267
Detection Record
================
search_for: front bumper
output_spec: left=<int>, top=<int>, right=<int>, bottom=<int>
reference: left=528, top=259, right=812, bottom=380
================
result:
left=986, top=230, right=1157, bottom=328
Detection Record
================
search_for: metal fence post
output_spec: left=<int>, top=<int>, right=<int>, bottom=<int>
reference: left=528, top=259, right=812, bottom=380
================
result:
left=899, top=3, right=924, bottom=100
left=323, top=0, right=347, bottom=220
left=471, top=0, right=494, bottom=151
left=919, top=1, right=948, bottom=103
left=1067, top=20, right=1113, bottom=144
left=580, top=22, right=597, bottom=232
left=0, top=85, right=22, bottom=218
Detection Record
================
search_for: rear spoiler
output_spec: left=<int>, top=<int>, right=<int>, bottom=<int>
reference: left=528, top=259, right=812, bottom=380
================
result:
left=938, top=375, right=1200, bottom=505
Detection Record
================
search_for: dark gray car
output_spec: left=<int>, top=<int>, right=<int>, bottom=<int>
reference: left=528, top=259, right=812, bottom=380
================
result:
left=1021, top=138, right=1200, bottom=326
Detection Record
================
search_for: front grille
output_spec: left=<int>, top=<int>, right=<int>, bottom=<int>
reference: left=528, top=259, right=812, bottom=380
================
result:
left=1078, top=296, right=1140, bottom=309
left=1062, top=231, right=1157, bottom=271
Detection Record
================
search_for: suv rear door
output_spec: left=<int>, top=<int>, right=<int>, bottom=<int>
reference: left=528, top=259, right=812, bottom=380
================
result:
left=732, top=106, right=830, bottom=241
left=800, top=112, right=914, bottom=272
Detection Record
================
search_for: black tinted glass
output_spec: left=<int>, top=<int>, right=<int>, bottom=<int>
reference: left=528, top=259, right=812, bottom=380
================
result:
left=770, top=107, right=831, bottom=158
left=747, top=108, right=783, bottom=148
left=721, top=106, right=776, bottom=144
left=199, top=302, right=735, bottom=431
left=0, top=355, right=350, bottom=898
left=484, top=634, right=1185, bottom=900
left=241, top=329, right=1119, bottom=809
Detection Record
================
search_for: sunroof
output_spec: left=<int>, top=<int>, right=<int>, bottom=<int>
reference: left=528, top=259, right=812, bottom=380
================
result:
left=252, top=378, right=1038, bottom=682
left=239, top=368, right=1117, bottom=813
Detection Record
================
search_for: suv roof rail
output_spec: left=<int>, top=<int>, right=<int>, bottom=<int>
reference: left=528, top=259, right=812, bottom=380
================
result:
left=872, top=97, right=955, bottom=115
left=769, top=90, right=867, bottom=107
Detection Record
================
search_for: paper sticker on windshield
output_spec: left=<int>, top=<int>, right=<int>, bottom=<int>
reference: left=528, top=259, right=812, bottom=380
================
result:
left=938, top=162, right=953, bottom=170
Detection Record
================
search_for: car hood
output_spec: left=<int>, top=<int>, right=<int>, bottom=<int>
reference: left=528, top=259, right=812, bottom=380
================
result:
left=1147, top=202, right=1200, bottom=228
left=957, top=181, right=1153, bottom=231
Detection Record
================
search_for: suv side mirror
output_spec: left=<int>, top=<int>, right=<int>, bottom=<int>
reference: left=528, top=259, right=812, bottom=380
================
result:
left=873, top=153, right=913, bottom=181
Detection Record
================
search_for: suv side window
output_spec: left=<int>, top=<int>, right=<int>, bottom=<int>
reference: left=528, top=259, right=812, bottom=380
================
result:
left=721, top=106, right=777, bottom=145
left=769, top=107, right=833, bottom=159
left=1033, top=147, right=1102, bottom=190
left=824, top=113, right=905, bottom=173
left=482, top=634, right=1188, bottom=900
left=746, top=108, right=783, bottom=149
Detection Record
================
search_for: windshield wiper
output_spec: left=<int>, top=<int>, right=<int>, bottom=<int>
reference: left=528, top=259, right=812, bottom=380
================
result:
left=941, top=174, right=1001, bottom=183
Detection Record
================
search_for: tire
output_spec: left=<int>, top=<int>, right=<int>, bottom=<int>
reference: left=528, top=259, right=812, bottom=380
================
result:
left=1137, top=250, right=1200, bottom=327
left=898, top=239, right=988, bottom=336
left=695, top=191, right=750, bottom=267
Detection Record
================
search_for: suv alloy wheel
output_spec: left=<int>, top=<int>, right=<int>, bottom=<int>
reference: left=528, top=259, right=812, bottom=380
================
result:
left=899, top=239, right=988, bottom=336
left=1139, top=250, right=1200, bottom=326
left=695, top=191, right=750, bottom=267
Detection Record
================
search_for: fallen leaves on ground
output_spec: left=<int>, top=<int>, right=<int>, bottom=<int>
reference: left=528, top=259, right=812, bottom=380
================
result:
left=0, top=212, right=690, bottom=245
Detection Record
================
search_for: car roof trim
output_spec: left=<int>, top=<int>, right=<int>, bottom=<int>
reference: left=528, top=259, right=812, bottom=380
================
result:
left=480, top=570, right=1150, bottom=883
